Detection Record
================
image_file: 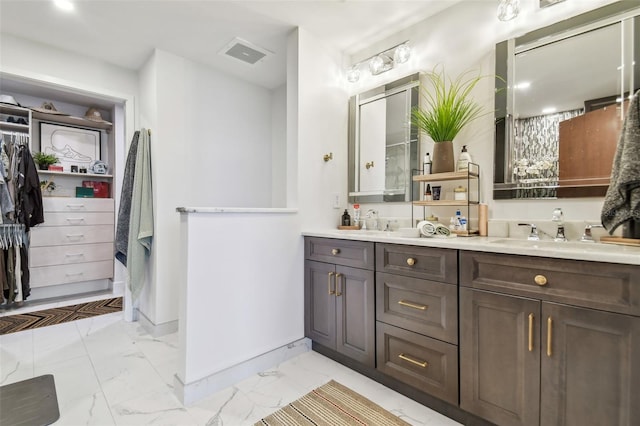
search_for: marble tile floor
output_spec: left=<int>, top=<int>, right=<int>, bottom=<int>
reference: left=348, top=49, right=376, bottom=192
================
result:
left=0, top=312, right=461, bottom=425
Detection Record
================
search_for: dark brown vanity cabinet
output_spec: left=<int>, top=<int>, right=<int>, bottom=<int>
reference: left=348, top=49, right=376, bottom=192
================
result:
left=375, top=244, right=459, bottom=405
left=304, top=238, right=375, bottom=367
left=460, top=251, right=640, bottom=426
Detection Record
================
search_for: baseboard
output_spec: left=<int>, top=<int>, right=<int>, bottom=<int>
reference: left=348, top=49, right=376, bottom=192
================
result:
left=174, top=338, right=311, bottom=406
left=136, top=310, right=179, bottom=338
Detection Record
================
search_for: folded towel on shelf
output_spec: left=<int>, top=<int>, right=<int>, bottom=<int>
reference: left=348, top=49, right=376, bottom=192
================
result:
left=417, top=221, right=452, bottom=238
left=601, top=90, right=640, bottom=235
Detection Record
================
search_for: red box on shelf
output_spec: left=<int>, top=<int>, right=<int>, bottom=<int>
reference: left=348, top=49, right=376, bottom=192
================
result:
left=82, top=181, right=110, bottom=198
left=48, top=165, right=63, bottom=172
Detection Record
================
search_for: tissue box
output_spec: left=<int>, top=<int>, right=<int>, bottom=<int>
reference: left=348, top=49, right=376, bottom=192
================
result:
left=75, top=187, right=95, bottom=198
left=82, top=181, right=110, bottom=198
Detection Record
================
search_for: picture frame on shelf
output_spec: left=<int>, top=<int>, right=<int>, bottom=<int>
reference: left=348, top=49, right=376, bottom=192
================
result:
left=39, top=122, right=101, bottom=172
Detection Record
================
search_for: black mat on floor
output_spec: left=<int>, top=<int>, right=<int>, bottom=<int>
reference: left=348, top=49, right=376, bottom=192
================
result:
left=0, top=374, right=60, bottom=426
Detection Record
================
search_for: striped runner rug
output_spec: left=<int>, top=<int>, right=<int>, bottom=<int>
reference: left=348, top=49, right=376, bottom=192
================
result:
left=255, top=380, right=410, bottom=426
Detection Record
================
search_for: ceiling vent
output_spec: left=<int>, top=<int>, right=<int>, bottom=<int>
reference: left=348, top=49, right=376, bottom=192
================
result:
left=219, top=38, right=272, bottom=66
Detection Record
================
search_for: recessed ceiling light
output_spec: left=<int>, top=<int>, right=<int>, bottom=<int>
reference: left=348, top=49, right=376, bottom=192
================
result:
left=53, top=0, right=74, bottom=12
left=514, top=82, right=531, bottom=90
left=542, top=107, right=557, bottom=114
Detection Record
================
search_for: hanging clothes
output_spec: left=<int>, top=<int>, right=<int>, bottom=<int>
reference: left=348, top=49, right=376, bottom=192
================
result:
left=115, top=130, right=140, bottom=266
left=125, top=129, right=153, bottom=301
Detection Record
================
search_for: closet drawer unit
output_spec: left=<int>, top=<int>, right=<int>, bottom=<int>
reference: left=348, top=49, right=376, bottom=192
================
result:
left=30, top=225, right=114, bottom=247
left=43, top=197, right=115, bottom=213
left=376, top=244, right=457, bottom=284
left=40, top=212, right=114, bottom=227
left=305, top=237, right=374, bottom=270
left=376, top=272, right=458, bottom=344
left=30, top=260, right=114, bottom=288
left=460, top=250, right=640, bottom=316
left=29, top=243, right=114, bottom=268
left=376, top=321, right=458, bottom=405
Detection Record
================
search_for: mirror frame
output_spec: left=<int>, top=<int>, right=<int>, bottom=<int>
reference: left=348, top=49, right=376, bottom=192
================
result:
left=348, top=73, right=419, bottom=203
left=493, top=2, right=640, bottom=199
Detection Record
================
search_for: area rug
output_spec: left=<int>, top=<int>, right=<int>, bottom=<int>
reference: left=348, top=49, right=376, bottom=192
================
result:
left=0, top=297, right=122, bottom=335
left=0, top=374, right=60, bottom=426
left=255, top=380, right=410, bottom=425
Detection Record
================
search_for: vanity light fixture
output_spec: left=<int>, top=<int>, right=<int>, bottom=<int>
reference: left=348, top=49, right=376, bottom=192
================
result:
left=346, top=41, right=411, bottom=83
left=542, top=107, right=557, bottom=114
left=53, top=0, right=74, bottom=11
left=497, top=0, right=520, bottom=21
left=514, top=81, right=531, bottom=90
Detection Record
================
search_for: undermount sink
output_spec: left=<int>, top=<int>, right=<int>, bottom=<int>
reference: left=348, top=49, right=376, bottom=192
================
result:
left=488, top=238, right=636, bottom=252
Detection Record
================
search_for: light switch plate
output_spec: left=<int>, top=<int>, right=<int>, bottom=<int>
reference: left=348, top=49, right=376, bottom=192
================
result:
left=332, top=193, right=340, bottom=209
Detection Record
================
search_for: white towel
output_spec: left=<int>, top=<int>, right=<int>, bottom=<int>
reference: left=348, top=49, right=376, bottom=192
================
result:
left=417, top=221, right=452, bottom=238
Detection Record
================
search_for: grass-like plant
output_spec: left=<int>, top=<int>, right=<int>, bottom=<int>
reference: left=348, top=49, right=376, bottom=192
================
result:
left=411, top=66, right=486, bottom=142
left=32, top=151, right=59, bottom=168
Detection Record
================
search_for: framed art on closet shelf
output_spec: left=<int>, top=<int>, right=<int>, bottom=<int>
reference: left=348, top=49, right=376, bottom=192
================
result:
left=39, top=122, right=101, bottom=173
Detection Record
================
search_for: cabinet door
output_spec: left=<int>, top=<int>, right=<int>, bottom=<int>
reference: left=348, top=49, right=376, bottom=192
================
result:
left=304, top=260, right=336, bottom=349
left=335, top=265, right=375, bottom=367
left=541, top=303, right=640, bottom=426
left=460, top=288, right=540, bottom=426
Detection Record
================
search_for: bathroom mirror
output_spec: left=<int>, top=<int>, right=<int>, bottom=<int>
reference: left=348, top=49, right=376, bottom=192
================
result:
left=348, top=73, right=419, bottom=203
left=494, top=2, right=640, bottom=199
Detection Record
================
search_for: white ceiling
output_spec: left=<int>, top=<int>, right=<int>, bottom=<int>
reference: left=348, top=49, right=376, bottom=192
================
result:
left=0, top=0, right=461, bottom=89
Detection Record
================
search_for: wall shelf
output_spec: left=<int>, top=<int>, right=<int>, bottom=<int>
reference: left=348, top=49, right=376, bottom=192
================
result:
left=33, top=111, right=112, bottom=132
left=413, top=200, right=480, bottom=207
left=37, top=170, right=113, bottom=179
left=412, top=169, right=479, bottom=182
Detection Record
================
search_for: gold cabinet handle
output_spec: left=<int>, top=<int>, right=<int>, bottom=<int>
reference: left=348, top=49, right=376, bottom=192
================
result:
left=365, top=161, right=374, bottom=169
left=528, top=313, right=534, bottom=352
left=534, top=274, right=548, bottom=286
left=398, top=300, right=428, bottom=311
left=331, top=248, right=340, bottom=255
left=335, top=273, right=343, bottom=296
left=398, top=353, right=428, bottom=368
left=547, top=316, right=553, bottom=357
left=406, top=257, right=416, bottom=266
left=327, top=272, right=335, bottom=295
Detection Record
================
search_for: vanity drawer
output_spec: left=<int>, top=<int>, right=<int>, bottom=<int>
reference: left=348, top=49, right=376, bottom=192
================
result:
left=460, top=250, right=640, bottom=316
left=305, top=237, right=374, bottom=270
left=29, top=243, right=114, bottom=267
left=376, top=244, right=457, bottom=284
left=376, top=272, right=458, bottom=344
left=376, top=322, right=458, bottom=405
left=30, top=260, right=114, bottom=288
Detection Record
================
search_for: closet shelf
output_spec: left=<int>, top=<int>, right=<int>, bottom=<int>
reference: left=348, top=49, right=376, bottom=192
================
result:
left=33, top=111, right=112, bottom=132
left=0, top=122, right=30, bottom=133
left=37, top=170, right=113, bottom=179
left=0, top=105, right=30, bottom=117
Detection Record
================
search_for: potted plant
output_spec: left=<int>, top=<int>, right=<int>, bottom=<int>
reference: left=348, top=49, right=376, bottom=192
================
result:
left=32, top=152, right=59, bottom=170
left=411, top=66, right=486, bottom=173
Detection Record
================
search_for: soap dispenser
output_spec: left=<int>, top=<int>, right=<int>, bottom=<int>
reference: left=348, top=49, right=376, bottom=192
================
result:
left=341, top=209, right=351, bottom=226
left=457, top=145, right=472, bottom=171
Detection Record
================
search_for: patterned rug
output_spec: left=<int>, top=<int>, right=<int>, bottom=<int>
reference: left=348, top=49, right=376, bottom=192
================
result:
left=0, top=297, right=122, bottom=335
left=255, top=380, right=410, bottom=426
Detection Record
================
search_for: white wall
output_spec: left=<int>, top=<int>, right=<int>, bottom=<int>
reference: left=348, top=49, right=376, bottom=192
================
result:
left=345, top=0, right=619, bottom=223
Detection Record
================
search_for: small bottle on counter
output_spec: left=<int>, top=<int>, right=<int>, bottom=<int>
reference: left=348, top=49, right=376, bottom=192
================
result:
left=454, top=185, right=467, bottom=201
left=341, top=209, right=351, bottom=226
left=424, top=184, right=432, bottom=201
left=423, top=152, right=432, bottom=174
left=457, top=145, right=472, bottom=171
left=353, top=204, right=361, bottom=227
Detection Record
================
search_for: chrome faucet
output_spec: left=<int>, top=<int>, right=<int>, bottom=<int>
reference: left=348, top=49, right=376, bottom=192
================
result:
left=518, top=223, right=540, bottom=241
left=580, top=223, right=604, bottom=242
left=551, top=208, right=567, bottom=242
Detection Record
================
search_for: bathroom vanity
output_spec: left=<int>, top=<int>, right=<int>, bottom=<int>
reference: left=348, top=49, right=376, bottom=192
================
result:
left=303, top=231, right=640, bottom=426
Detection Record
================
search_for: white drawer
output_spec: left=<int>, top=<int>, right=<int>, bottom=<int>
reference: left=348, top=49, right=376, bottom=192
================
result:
left=41, top=212, right=114, bottom=227
left=30, top=225, right=114, bottom=247
left=30, top=260, right=114, bottom=288
left=29, top=243, right=114, bottom=267
left=44, top=197, right=114, bottom=212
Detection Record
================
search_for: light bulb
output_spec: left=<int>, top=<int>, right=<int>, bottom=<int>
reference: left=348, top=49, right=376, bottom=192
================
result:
left=497, top=0, right=519, bottom=22
left=394, top=44, right=411, bottom=64
left=346, top=66, right=361, bottom=83
left=369, top=56, right=385, bottom=75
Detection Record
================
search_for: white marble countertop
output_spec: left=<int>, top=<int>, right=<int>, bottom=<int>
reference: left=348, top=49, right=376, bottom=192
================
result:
left=302, top=229, right=640, bottom=266
left=177, top=207, right=298, bottom=214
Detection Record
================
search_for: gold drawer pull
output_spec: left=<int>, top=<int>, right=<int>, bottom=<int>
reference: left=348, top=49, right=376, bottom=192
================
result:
left=534, top=274, right=548, bottom=286
left=335, top=273, right=343, bottom=296
left=406, top=257, right=416, bottom=266
left=528, top=313, right=534, bottom=352
left=327, top=272, right=335, bottom=295
left=398, top=353, right=428, bottom=368
left=365, top=161, right=375, bottom=169
left=547, top=316, right=553, bottom=357
left=331, top=248, right=340, bottom=255
left=398, top=300, right=428, bottom=311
